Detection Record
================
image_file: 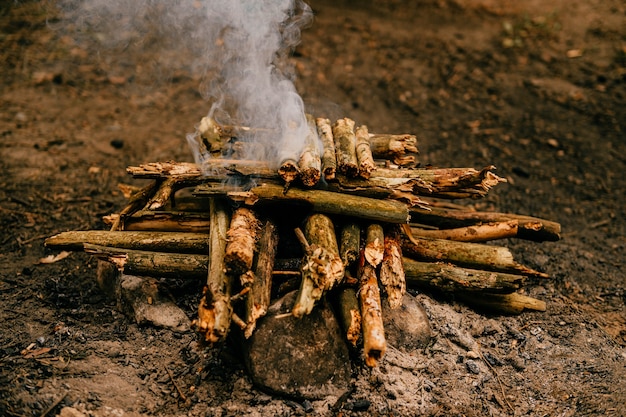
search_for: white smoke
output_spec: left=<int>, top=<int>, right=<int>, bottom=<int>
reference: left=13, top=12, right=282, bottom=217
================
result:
left=57, top=0, right=313, bottom=167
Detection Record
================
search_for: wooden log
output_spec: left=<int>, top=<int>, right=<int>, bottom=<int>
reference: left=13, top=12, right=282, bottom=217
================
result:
left=410, top=220, right=519, bottom=242
left=355, top=125, right=375, bottom=179
left=244, top=219, right=279, bottom=338
left=403, top=258, right=525, bottom=293
left=195, top=198, right=233, bottom=344
left=335, top=287, right=361, bottom=347
left=298, top=114, right=322, bottom=187
left=409, top=207, right=561, bottom=242
left=83, top=244, right=208, bottom=279
left=200, top=183, right=410, bottom=224
left=45, top=230, right=209, bottom=254
left=380, top=226, right=405, bottom=309
left=401, top=235, right=548, bottom=278
left=103, top=211, right=210, bottom=233
left=292, top=215, right=345, bottom=318
left=368, top=133, right=419, bottom=167
left=278, top=158, right=300, bottom=187
left=224, top=208, right=260, bottom=279
left=332, top=118, right=359, bottom=177
left=146, top=178, right=177, bottom=210
left=339, top=222, right=361, bottom=267
left=364, top=224, right=384, bottom=267
left=316, top=117, right=337, bottom=181
left=458, top=292, right=546, bottom=314
left=110, top=180, right=159, bottom=231
left=358, top=251, right=386, bottom=367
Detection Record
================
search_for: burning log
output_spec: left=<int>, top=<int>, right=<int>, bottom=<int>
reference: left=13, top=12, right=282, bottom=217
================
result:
left=332, top=118, right=359, bottom=177
left=368, top=133, right=419, bottom=167
left=297, top=114, right=322, bottom=187
left=195, top=198, right=233, bottom=344
left=380, top=226, right=405, bottom=309
left=224, top=208, right=261, bottom=282
left=292, top=214, right=344, bottom=318
left=316, top=117, right=337, bottom=181
left=244, top=219, right=279, bottom=338
left=358, top=250, right=386, bottom=367
left=355, top=125, right=375, bottom=179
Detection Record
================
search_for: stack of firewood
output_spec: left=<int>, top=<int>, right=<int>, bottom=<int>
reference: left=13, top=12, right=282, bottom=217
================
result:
left=45, top=116, right=560, bottom=367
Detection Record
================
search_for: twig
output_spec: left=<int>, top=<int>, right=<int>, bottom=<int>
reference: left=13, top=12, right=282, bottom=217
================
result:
left=39, top=392, right=68, bottom=417
left=164, top=366, right=188, bottom=402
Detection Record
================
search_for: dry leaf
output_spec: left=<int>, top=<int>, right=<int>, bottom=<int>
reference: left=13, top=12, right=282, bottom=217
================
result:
left=37, top=251, right=71, bottom=264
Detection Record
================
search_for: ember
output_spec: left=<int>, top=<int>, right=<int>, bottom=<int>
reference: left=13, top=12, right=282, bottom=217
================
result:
left=45, top=116, right=560, bottom=372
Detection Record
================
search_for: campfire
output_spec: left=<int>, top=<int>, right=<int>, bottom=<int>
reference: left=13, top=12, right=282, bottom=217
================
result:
left=45, top=115, right=560, bottom=369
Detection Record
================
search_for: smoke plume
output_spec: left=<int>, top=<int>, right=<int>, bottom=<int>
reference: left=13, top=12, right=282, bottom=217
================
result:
left=57, top=0, right=313, bottom=167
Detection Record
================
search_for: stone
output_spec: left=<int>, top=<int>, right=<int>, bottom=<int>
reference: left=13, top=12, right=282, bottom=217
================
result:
left=244, top=291, right=352, bottom=400
left=382, top=293, right=431, bottom=351
left=119, top=274, right=190, bottom=332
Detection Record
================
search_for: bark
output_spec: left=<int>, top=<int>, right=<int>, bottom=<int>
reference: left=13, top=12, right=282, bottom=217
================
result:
left=368, top=133, right=419, bottom=167
left=358, top=251, right=386, bottom=367
left=45, top=230, right=209, bottom=254
left=410, top=220, right=519, bottom=242
left=83, top=244, right=208, bottom=279
left=216, top=183, right=410, bottom=224
left=355, top=125, right=375, bottom=179
left=409, top=207, right=561, bottom=242
left=339, top=222, right=361, bottom=267
left=224, top=208, right=260, bottom=278
left=335, top=287, right=362, bottom=347
left=401, top=235, right=548, bottom=278
left=403, top=258, right=526, bottom=293
left=292, top=215, right=345, bottom=318
left=316, top=117, right=337, bottom=181
left=195, top=198, right=233, bottom=344
left=103, top=211, right=210, bottom=233
left=244, top=220, right=279, bottom=338
left=364, top=224, right=385, bottom=267
left=332, top=118, right=359, bottom=177
left=298, top=114, right=322, bottom=187
left=380, top=226, right=405, bottom=309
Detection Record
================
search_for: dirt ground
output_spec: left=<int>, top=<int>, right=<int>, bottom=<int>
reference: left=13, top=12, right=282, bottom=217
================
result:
left=1, top=0, right=625, bottom=416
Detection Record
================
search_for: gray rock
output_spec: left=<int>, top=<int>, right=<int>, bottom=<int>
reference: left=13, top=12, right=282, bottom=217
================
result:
left=382, top=293, right=431, bottom=351
left=119, top=274, right=190, bottom=332
left=244, top=291, right=352, bottom=400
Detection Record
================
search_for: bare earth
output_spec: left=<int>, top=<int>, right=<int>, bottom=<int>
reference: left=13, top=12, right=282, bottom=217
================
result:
left=1, top=0, right=625, bottom=416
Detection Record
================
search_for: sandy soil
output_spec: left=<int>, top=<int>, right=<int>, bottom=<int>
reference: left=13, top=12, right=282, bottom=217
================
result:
left=1, top=0, right=625, bottom=416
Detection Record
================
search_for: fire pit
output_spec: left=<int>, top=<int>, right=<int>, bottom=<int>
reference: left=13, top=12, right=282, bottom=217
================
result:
left=45, top=115, right=560, bottom=375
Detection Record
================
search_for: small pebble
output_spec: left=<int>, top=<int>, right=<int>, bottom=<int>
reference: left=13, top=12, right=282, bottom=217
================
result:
left=466, top=360, right=480, bottom=374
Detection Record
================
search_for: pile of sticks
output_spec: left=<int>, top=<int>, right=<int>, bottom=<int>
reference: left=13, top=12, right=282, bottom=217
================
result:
left=45, top=116, right=560, bottom=367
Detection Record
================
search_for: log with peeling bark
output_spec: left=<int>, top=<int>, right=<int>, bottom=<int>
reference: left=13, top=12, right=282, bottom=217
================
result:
left=339, top=222, right=361, bottom=268
left=410, top=206, right=561, bottom=242
left=195, top=182, right=411, bottom=224
left=224, top=208, right=260, bottom=281
left=195, top=198, right=233, bottom=344
left=298, top=115, right=322, bottom=187
left=103, top=211, right=210, bottom=233
left=332, top=118, right=359, bottom=177
left=355, top=125, right=375, bottom=179
left=458, top=292, right=546, bottom=314
left=110, top=180, right=159, bottom=231
left=45, top=230, right=209, bottom=254
left=244, top=219, right=279, bottom=338
left=410, top=220, right=519, bottom=242
left=364, top=224, right=385, bottom=267
left=380, top=226, right=405, bottom=309
left=357, top=251, right=386, bottom=367
left=401, top=235, right=548, bottom=278
left=368, top=133, right=419, bottom=167
left=335, top=287, right=361, bottom=347
left=316, top=117, right=337, bottom=181
left=292, top=215, right=344, bottom=318
left=403, top=258, right=525, bottom=294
